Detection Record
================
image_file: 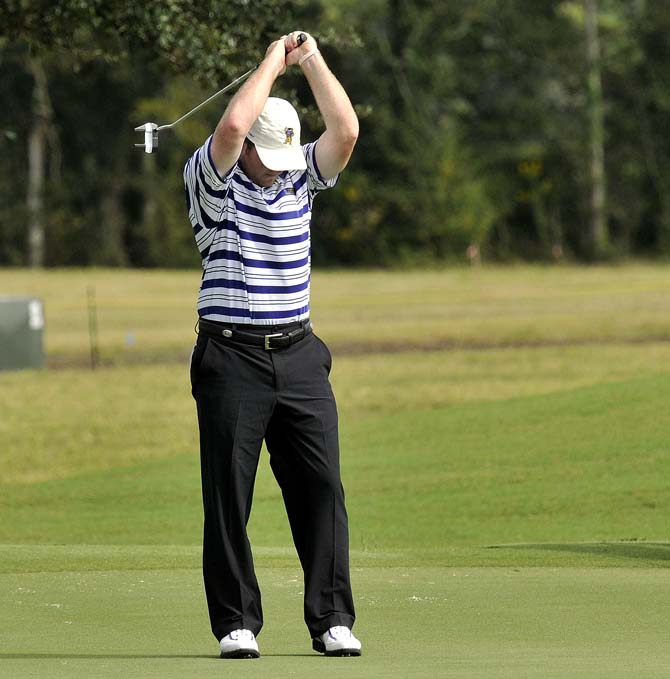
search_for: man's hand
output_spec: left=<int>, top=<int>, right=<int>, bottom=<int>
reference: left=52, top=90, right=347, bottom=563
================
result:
left=284, top=31, right=317, bottom=67
left=264, top=36, right=289, bottom=77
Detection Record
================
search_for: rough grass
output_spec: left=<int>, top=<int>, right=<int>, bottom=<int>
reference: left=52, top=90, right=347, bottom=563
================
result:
left=1, top=264, right=668, bottom=363
left=3, top=342, right=670, bottom=485
left=1, top=372, right=669, bottom=554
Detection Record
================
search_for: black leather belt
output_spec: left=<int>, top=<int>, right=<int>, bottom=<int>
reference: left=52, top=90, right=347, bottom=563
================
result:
left=198, top=318, right=312, bottom=351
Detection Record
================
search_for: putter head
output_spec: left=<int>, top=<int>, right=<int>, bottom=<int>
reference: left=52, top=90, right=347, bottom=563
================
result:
left=134, top=122, right=158, bottom=153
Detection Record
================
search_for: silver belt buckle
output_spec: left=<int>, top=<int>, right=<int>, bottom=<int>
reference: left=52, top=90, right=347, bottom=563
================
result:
left=264, top=333, right=283, bottom=350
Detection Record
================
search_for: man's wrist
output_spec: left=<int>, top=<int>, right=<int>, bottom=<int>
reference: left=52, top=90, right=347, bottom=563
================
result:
left=259, top=55, right=285, bottom=80
left=299, top=48, right=320, bottom=67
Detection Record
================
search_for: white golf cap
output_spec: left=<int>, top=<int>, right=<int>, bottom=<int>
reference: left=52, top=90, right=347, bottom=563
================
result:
left=247, top=97, right=307, bottom=171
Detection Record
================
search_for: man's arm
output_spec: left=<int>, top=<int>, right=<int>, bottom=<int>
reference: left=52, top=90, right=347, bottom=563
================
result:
left=286, top=32, right=359, bottom=180
left=209, top=38, right=287, bottom=177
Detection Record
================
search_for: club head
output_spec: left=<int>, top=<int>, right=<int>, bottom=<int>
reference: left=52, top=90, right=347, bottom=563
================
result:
left=134, top=122, right=158, bottom=153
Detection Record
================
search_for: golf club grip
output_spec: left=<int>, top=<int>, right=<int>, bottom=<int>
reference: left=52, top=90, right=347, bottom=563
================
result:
left=286, top=33, right=307, bottom=53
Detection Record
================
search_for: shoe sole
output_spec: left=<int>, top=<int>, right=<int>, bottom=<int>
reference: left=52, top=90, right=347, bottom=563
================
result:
left=220, top=649, right=260, bottom=659
left=312, top=639, right=361, bottom=657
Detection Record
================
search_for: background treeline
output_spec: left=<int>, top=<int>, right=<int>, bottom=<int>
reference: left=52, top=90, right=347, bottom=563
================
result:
left=2, top=0, right=670, bottom=268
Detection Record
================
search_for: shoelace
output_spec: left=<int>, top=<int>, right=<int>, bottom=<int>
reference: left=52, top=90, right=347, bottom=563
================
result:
left=328, top=626, right=351, bottom=640
left=229, top=629, right=255, bottom=641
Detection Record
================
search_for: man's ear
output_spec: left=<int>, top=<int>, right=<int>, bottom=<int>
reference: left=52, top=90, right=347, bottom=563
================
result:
left=241, top=139, right=255, bottom=159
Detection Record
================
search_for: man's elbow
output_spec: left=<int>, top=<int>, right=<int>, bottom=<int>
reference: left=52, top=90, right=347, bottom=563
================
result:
left=344, top=117, right=359, bottom=145
left=215, top=115, right=247, bottom=143
left=339, top=119, right=359, bottom=155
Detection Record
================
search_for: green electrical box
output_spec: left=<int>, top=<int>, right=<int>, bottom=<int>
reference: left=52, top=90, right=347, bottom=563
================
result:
left=0, top=297, right=45, bottom=371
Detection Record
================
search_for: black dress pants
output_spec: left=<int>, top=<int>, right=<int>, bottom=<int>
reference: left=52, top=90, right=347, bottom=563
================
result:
left=190, top=323, right=356, bottom=641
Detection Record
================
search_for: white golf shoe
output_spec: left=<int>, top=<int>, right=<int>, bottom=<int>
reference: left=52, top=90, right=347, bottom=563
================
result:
left=219, top=629, right=260, bottom=659
left=312, top=626, right=362, bottom=656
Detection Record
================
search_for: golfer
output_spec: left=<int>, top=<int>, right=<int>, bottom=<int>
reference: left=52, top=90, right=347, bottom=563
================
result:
left=183, top=32, right=361, bottom=659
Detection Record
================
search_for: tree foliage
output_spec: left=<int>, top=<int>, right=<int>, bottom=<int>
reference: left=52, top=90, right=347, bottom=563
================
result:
left=1, top=0, right=670, bottom=267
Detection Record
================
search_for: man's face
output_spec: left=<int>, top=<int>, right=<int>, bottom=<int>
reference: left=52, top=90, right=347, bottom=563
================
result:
left=240, top=143, right=282, bottom=187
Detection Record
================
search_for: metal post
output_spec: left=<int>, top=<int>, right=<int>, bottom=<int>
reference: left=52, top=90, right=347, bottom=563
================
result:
left=87, top=285, right=100, bottom=370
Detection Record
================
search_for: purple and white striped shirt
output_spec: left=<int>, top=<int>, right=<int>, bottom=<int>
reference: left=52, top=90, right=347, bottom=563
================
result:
left=183, top=136, right=337, bottom=324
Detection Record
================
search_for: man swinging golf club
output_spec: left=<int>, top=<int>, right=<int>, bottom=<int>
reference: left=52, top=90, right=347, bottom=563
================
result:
left=183, top=31, right=361, bottom=659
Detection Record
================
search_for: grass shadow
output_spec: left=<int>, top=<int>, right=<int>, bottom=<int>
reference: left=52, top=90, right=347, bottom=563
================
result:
left=488, top=541, right=670, bottom=562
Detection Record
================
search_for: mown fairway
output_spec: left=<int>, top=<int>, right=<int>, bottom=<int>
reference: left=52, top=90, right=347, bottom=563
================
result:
left=1, top=265, right=669, bottom=678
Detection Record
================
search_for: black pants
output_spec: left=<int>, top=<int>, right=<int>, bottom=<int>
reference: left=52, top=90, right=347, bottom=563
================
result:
left=190, top=323, right=356, bottom=641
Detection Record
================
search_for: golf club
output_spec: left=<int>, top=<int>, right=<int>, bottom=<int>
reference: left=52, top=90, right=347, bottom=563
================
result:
left=135, top=33, right=306, bottom=153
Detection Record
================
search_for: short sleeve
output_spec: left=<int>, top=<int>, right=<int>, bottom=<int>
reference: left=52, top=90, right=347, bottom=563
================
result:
left=183, top=135, right=235, bottom=261
left=303, top=141, right=339, bottom=198
left=183, top=135, right=235, bottom=224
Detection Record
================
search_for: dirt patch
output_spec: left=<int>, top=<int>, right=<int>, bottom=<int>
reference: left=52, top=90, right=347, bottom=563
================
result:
left=43, top=334, right=670, bottom=370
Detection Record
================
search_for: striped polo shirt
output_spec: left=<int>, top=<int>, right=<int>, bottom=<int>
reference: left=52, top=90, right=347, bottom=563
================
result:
left=183, top=135, right=337, bottom=325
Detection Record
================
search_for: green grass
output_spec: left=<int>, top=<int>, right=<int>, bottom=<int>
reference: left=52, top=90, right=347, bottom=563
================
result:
left=3, top=556, right=670, bottom=678
left=3, top=342, right=670, bottom=484
left=1, top=264, right=668, bottom=363
left=1, top=265, right=670, bottom=678
left=1, top=372, right=669, bottom=551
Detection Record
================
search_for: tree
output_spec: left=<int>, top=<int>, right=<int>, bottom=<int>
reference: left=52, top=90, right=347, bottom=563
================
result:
left=0, top=0, right=297, bottom=266
left=584, top=0, right=609, bottom=258
left=26, top=56, right=57, bottom=267
left=628, top=2, right=670, bottom=254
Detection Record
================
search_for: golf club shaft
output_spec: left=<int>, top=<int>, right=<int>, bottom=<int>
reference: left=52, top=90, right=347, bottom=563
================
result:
left=157, top=66, right=257, bottom=131
left=158, top=33, right=307, bottom=132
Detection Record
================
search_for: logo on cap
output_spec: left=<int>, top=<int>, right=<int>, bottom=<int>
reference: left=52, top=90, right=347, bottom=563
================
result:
left=284, top=127, right=294, bottom=145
